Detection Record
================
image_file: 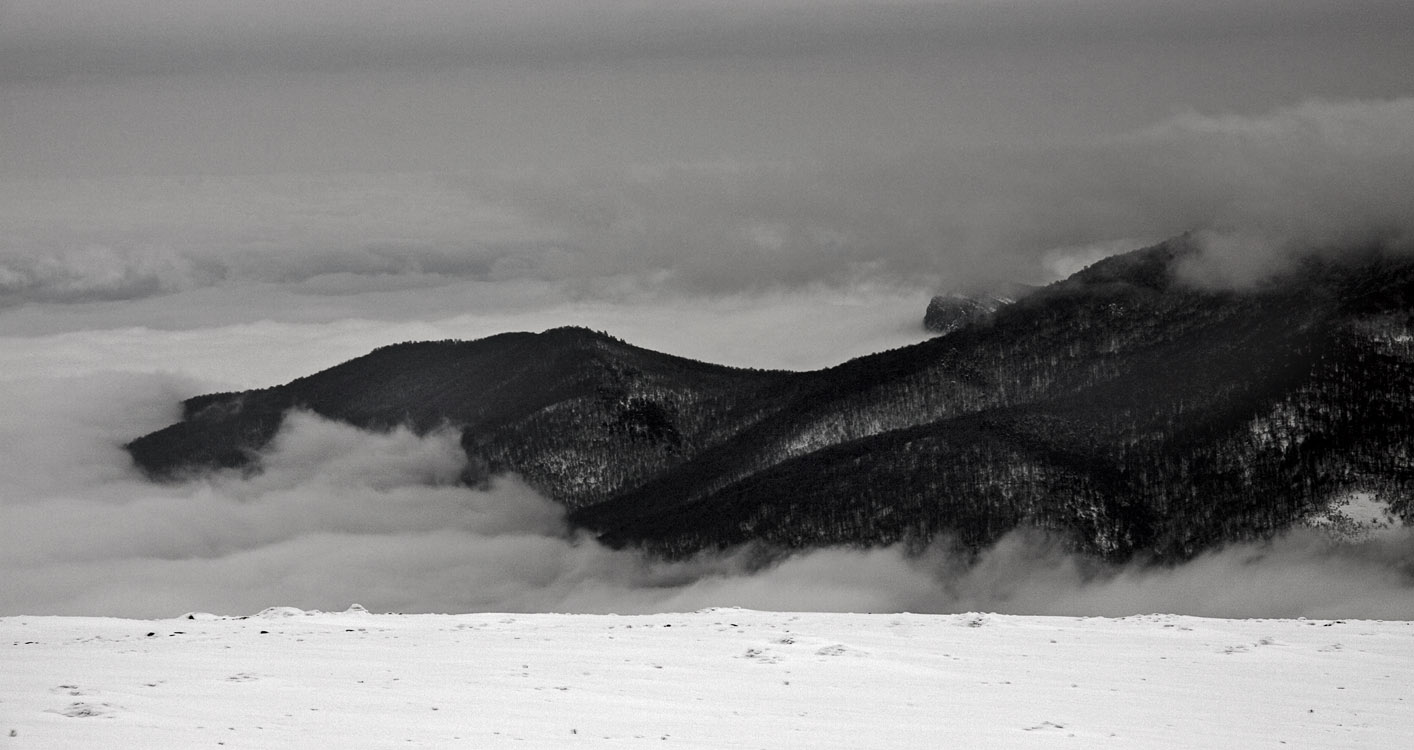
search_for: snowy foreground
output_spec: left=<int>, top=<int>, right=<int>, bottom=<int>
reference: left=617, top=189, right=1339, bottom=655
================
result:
left=2, top=608, right=1410, bottom=749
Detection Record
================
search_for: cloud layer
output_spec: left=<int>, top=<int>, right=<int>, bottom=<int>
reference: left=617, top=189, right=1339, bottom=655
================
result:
left=2, top=376, right=1410, bottom=619
left=5, top=1, right=1412, bottom=80
left=3, top=2, right=1411, bottom=300
left=4, top=97, right=1413, bottom=304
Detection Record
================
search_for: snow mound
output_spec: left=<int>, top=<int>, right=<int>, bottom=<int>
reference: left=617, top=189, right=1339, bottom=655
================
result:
left=255, top=606, right=311, bottom=619
left=694, top=607, right=748, bottom=615
left=180, top=612, right=221, bottom=621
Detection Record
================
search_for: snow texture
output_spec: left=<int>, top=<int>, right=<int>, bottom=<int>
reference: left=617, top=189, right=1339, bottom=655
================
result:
left=2, top=608, right=1410, bottom=748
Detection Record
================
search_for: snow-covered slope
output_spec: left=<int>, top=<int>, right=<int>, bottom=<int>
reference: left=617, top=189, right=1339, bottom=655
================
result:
left=3, top=608, right=1409, bottom=749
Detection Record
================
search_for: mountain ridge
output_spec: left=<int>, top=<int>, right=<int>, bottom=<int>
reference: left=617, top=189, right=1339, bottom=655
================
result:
left=127, top=239, right=1414, bottom=561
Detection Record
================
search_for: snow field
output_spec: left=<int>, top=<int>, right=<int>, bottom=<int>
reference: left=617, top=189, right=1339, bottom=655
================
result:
left=1, top=608, right=1410, bottom=749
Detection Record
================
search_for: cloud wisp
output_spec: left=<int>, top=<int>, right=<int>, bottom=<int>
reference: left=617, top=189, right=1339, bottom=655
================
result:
left=3, top=376, right=1410, bottom=620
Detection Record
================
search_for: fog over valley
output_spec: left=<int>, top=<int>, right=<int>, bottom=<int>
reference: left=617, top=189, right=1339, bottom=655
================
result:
left=4, top=368, right=1414, bottom=620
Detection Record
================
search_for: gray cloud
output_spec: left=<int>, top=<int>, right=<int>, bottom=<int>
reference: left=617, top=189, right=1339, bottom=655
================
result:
left=0, top=174, right=545, bottom=305
left=5, top=0, right=1412, bottom=179
left=2, top=3, right=1411, bottom=301
left=1, top=375, right=1410, bottom=619
left=4, top=96, right=1412, bottom=303
left=433, top=96, right=1414, bottom=291
left=4, top=1, right=1412, bottom=81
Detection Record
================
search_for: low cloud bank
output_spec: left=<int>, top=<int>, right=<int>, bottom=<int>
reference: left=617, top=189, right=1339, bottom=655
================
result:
left=0, top=286, right=935, bottom=391
left=2, top=374, right=1411, bottom=620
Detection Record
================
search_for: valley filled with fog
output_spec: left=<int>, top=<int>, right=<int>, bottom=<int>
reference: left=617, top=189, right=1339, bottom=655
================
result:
left=5, top=327, right=1414, bottom=621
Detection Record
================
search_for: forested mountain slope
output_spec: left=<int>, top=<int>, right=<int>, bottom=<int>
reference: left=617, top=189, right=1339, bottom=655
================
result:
left=127, top=328, right=798, bottom=506
left=128, top=239, right=1414, bottom=560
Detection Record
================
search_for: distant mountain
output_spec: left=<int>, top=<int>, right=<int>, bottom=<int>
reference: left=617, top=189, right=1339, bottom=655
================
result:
left=128, top=238, right=1414, bottom=561
left=126, top=328, right=796, bottom=508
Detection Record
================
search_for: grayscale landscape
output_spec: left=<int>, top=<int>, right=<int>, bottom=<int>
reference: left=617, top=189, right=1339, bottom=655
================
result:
left=2, top=1, right=1412, bottom=747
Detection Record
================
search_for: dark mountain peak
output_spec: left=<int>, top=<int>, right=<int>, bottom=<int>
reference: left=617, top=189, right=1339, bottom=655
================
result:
left=923, top=290, right=1026, bottom=335
left=127, top=324, right=793, bottom=494
left=1061, top=235, right=1197, bottom=293
left=359, top=326, right=609, bottom=359
left=1053, top=234, right=1411, bottom=304
left=538, top=324, right=617, bottom=341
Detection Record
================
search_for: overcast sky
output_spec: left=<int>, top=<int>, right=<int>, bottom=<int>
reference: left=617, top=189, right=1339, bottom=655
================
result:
left=3, top=0, right=1413, bottom=310
left=2, top=2, right=1413, bottom=616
